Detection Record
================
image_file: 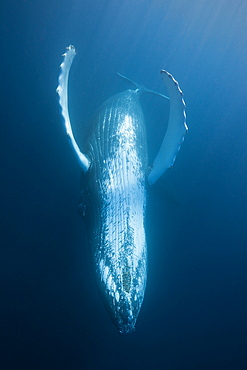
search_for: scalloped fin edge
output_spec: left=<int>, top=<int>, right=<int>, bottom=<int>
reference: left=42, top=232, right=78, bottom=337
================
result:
left=57, top=45, right=90, bottom=172
left=148, top=70, right=187, bottom=185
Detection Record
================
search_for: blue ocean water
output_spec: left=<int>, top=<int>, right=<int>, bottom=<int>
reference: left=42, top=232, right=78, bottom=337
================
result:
left=1, top=0, right=247, bottom=369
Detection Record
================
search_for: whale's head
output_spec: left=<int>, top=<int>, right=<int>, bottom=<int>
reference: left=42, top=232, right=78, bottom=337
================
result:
left=96, top=251, right=147, bottom=334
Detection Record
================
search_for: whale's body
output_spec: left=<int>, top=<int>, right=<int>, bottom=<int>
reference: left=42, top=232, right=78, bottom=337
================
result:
left=82, top=90, right=148, bottom=333
left=57, top=45, right=187, bottom=334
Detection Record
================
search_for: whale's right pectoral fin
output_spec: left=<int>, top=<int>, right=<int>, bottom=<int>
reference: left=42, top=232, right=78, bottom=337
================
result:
left=57, top=45, right=90, bottom=172
left=148, top=70, right=187, bottom=186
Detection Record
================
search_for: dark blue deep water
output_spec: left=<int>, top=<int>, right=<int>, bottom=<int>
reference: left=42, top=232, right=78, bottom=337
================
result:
left=1, top=1, right=247, bottom=369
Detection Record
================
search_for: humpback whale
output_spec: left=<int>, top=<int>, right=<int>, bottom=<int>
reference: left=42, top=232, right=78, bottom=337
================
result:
left=57, top=45, right=187, bottom=334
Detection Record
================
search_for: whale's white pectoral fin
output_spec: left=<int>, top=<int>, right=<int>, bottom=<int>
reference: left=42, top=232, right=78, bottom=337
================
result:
left=57, top=45, right=90, bottom=172
left=148, top=70, right=187, bottom=186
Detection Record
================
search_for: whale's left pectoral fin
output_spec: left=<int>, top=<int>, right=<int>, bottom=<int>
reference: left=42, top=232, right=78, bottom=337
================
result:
left=148, top=70, right=187, bottom=186
left=57, top=45, right=90, bottom=172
